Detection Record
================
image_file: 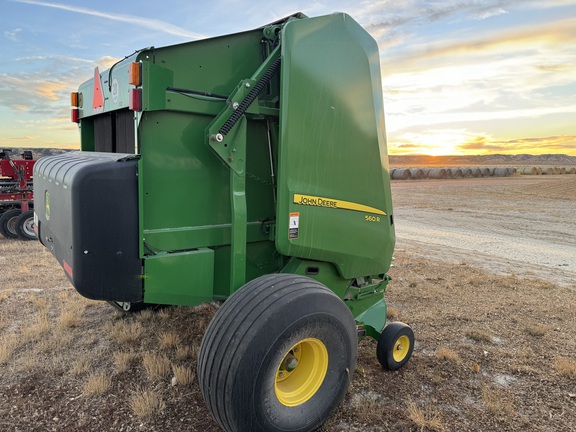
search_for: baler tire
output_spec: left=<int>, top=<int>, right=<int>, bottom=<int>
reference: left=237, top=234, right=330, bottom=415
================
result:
left=15, top=210, right=36, bottom=240
left=197, top=273, right=357, bottom=432
left=0, top=209, right=21, bottom=239
left=376, top=322, right=414, bottom=371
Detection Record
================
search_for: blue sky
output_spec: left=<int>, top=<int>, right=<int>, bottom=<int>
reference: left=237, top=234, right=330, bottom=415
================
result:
left=1, top=0, right=575, bottom=155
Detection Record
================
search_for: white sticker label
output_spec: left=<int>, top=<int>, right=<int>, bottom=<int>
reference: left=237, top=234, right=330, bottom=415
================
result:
left=289, top=212, right=299, bottom=239
left=111, top=77, right=119, bottom=105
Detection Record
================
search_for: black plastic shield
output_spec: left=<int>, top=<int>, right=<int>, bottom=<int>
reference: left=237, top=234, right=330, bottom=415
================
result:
left=34, top=152, right=142, bottom=302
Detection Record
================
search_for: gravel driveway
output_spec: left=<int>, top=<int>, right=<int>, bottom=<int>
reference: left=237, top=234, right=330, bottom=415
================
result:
left=392, top=176, right=576, bottom=288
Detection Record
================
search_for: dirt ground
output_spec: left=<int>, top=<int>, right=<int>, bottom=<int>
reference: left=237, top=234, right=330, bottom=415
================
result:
left=392, top=175, right=576, bottom=287
left=1, top=175, right=575, bottom=431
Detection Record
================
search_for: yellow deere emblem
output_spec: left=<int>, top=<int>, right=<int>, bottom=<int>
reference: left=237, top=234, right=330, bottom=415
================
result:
left=45, top=190, right=50, bottom=220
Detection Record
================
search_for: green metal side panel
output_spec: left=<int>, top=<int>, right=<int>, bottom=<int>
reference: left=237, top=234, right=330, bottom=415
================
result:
left=143, top=249, right=214, bottom=305
left=276, top=13, right=395, bottom=279
left=138, top=112, right=275, bottom=251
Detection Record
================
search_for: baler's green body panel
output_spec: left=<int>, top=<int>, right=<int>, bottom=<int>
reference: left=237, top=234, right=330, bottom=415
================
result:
left=37, top=12, right=395, bottom=333
left=276, top=15, right=395, bottom=279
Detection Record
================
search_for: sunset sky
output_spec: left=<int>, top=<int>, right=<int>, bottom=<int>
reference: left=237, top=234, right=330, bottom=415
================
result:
left=1, top=0, right=575, bottom=156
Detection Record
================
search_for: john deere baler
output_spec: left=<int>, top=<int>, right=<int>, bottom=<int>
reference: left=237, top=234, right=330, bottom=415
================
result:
left=35, top=13, right=413, bottom=432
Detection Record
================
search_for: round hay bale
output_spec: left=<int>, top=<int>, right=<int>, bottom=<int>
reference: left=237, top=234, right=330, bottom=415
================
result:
left=427, top=168, right=447, bottom=179
left=508, top=167, right=517, bottom=176
left=542, top=167, right=554, bottom=175
left=408, top=168, right=425, bottom=179
left=520, top=166, right=539, bottom=175
left=391, top=168, right=412, bottom=180
left=470, top=167, right=482, bottom=177
left=567, top=166, right=576, bottom=174
left=558, top=167, right=566, bottom=174
left=492, top=167, right=509, bottom=177
left=450, top=168, right=463, bottom=178
left=459, top=167, right=473, bottom=178
left=389, top=168, right=396, bottom=179
left=480, top=167, right=491, bottom=177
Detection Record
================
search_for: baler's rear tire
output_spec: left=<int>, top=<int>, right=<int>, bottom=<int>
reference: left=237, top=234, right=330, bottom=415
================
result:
left=0, top=209, right=20, bottom=239
left=197, top=274, right=357, bottom=432
left=376, top=322, right=414, bottom=371
left=15, top=210, right=36, bottom=240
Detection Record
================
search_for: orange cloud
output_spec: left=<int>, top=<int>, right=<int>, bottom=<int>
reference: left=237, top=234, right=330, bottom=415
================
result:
left=387, top=17, right=576, bottom=73
left=458, top=135, right=576, bottom=154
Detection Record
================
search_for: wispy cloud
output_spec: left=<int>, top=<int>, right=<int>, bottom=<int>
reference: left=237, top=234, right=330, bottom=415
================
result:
left=13, top=0, right=207, bottom=40
left=4, top=28, right=22, bottom=42
left=0, top=71, right=77, bottom=116
left=472, top=8, right=509, bottom=20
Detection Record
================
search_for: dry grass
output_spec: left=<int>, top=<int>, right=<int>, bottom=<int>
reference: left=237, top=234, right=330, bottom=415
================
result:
left=142, top=353, right=171, bottom=380
left=465, top=328, right=494, bottom=343
left=107, top=320, right=145, bottom=344
left=175, top=344, right=195, bottom=361
left=21, top=312, right=50, bottom=341
left=386, top=305, right=400, bottom=320
left=436, top=347, right=461, bottom=363
left=58, top=310, right=81, bottom=328
left=158, top=331, right=181, bottom=349
left=0, top=289, right=13, bottom=303
left=83, top=372, right=112, bottom=396
left=482, top=385, right=515, bottom=417
left=524, top=323, right=549, bottom=337
left=70, top=357, right=93, bottom=376
left=0, top=335, right=18, bottom=364
left=172, top=364, right=195, bottom=386
left=130, top=387, right=166, bottom=418
left=407, top=398, right=443, bottom=431
left=113, top=350, right=140, bottom=373
left=554, top=357, right=576, bottom=379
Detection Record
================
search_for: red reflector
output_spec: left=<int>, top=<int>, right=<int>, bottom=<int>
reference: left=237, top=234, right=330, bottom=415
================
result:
left=71, top=108, right=80, bottom=123
left=63, top=260, right=73, bottom=279
left=129, top=88, right=142, bottom=111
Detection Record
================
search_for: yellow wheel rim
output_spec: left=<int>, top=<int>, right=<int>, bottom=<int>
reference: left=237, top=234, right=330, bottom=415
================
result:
left=274, top=338, right=328, bottom=407
left=393, top=335, right=410, bottom=363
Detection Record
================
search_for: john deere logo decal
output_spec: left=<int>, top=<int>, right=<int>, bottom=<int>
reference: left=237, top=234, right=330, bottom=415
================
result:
left=45, top=190, right=50, bottom=220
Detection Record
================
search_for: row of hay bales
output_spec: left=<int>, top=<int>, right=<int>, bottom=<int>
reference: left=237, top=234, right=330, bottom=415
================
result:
left=517, top=166, right=576, bottom=175
left=390, top=166, right=576, bottom=180
left=390, top=167, right=517, bottom=180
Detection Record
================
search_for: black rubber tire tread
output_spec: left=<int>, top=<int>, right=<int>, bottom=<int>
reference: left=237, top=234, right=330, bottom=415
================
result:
left=197, top=273, right=357, bottom=432
left=0, top=209, right=21, bottom=239
left=376, top=322, right=415, bottom=371
left=15, top=210, right=36, bottom=240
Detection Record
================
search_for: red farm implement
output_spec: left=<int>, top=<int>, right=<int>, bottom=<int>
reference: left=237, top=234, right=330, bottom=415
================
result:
left=0, top=149, right=36, bottom=240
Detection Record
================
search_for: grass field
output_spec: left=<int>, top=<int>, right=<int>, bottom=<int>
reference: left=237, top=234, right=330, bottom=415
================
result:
left=1, top=177, right=575, bottom=431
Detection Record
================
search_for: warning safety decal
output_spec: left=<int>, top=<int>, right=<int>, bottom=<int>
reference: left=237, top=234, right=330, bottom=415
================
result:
left=289, top=212, right=299, bottom=239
